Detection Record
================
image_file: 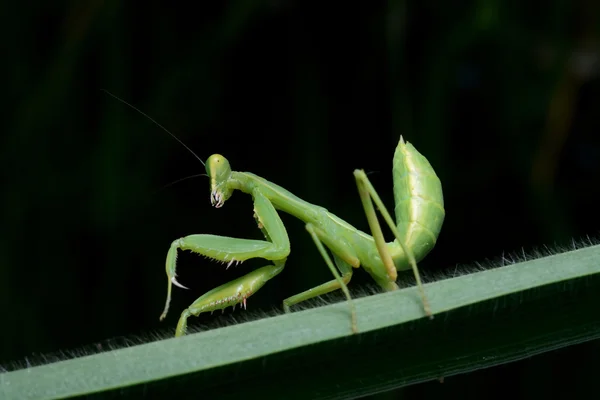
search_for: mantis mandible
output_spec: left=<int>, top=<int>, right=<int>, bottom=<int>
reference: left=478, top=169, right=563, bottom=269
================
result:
left=103, top=90, right=445, bottom=337
left=159, top=138, right=445, bottom=337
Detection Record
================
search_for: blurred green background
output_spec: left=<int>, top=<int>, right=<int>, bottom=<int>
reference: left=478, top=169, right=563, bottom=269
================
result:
left=2, top=0, right=600, bottom=397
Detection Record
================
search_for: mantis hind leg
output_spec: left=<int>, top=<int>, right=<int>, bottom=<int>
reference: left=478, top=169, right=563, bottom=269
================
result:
left=353, top=169, right=433, bottom=319
left=282, top=223, right=357, bottom=333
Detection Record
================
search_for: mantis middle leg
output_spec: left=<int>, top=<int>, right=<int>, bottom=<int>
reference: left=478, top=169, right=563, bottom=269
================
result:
left=160, top=188, right=290, bottom=336
left=282, top=223, right=357, bottom=333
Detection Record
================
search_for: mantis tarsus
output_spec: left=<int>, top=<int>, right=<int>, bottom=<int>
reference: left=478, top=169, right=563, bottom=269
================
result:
left=103, top=91, right=445, bottom=337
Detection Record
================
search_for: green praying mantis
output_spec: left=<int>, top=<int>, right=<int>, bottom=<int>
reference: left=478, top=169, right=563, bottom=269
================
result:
left=159, top=139, right=445, bottom=337
left=104, top=91, right=445, bottom=337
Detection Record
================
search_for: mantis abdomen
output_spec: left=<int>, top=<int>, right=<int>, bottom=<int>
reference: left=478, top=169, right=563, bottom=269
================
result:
left=392, top=139, right=445, bottom=269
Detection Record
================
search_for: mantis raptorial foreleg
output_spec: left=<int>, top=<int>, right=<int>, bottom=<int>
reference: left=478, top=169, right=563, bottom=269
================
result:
left=282, top=224, right=357, bottom=333
left=174, top=261, right=285, bottom=336
left=161, top=188, right=290, bottom=336
left=353, top=169, right=432, bottom=317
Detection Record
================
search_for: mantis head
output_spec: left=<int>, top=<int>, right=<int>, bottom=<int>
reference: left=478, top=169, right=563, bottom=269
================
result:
left=206, top=154, right=233, bottom=208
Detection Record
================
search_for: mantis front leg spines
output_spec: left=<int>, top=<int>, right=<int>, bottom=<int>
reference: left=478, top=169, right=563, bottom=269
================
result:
left=161, top=137, right=445, bottom=336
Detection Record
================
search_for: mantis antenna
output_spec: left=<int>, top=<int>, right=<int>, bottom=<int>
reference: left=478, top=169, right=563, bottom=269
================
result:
left=155, top=173, right=209, bottom=194
left=100, top=89, right=206, bottom=167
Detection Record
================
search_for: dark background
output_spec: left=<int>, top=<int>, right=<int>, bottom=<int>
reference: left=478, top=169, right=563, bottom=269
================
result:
left=2, top=1, right=600, bottom=397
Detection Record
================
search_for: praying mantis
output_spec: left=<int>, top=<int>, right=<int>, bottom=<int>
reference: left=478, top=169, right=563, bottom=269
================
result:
left=158, top=137, right=445, bottom=337
left=103, top=91, right=445, bottom=337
